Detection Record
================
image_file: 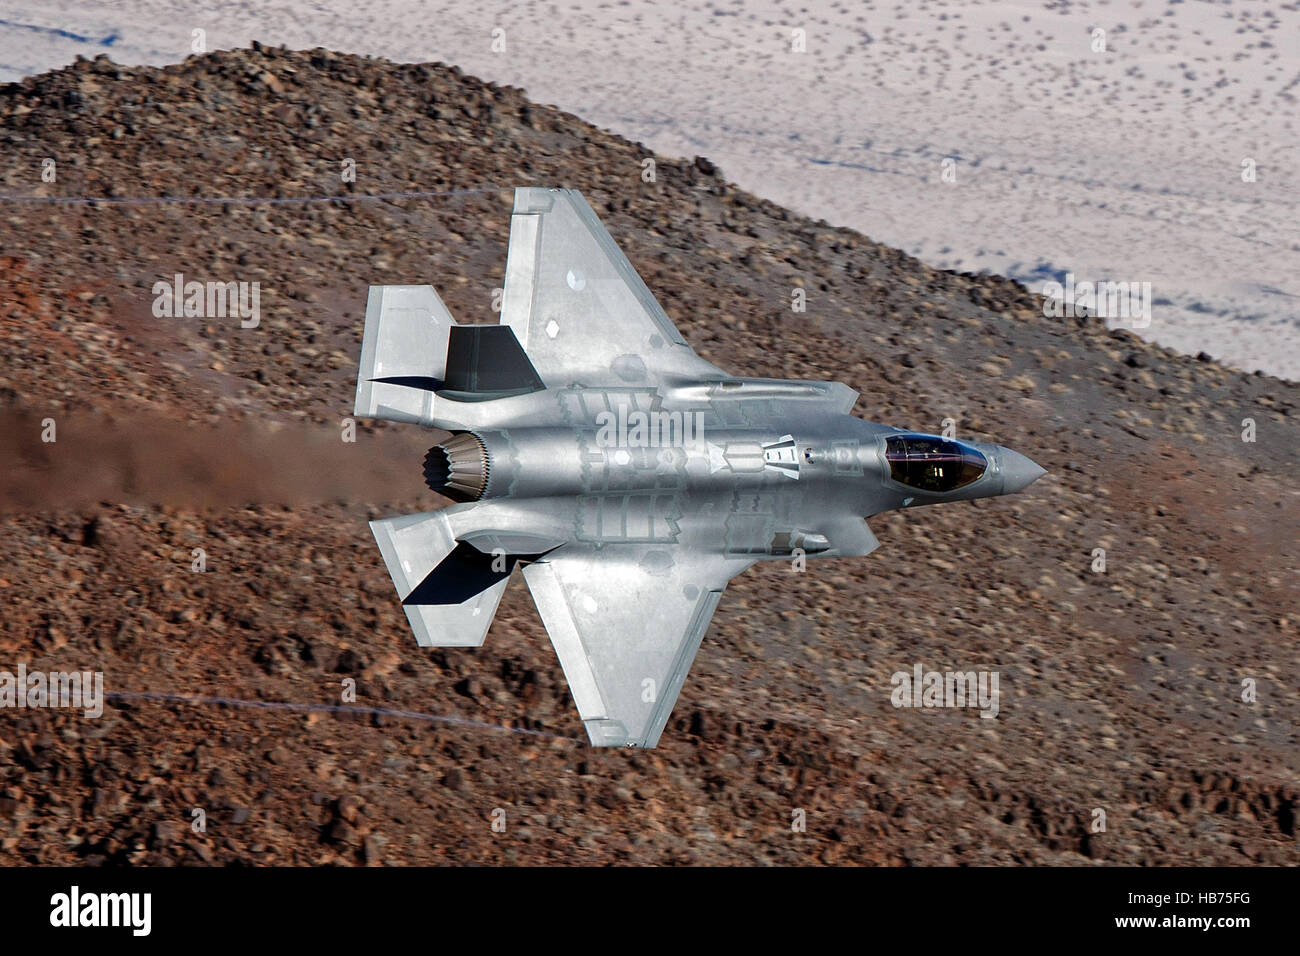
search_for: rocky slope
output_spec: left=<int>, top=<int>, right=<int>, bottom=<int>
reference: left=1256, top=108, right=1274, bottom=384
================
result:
left=0, top=46, right=1296, bottom=865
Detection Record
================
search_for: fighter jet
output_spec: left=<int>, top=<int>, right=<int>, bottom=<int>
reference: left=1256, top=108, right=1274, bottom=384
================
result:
left=353, top=187, right=1045, bottom=747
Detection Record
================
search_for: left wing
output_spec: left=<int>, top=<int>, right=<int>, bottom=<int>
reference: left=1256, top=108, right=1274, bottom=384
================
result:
left=501, top=187, right=726, bottom=388
left=521, top=543, right=752, bottom=747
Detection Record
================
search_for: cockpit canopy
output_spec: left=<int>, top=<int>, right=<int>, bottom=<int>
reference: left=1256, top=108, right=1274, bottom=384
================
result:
left=884, top=434, right=987, bottom=493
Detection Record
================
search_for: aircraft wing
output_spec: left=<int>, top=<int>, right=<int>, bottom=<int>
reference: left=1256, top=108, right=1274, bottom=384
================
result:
left=521, top=543, right=752, bottom=747
left=501, top=187, right=726, bottom=388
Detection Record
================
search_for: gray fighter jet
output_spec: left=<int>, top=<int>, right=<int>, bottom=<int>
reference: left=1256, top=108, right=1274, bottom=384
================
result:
left=354, top=187, right=1045, bottom=747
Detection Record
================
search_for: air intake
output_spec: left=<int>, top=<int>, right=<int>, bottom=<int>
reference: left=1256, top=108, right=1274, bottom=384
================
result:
left=423, top=432, right=490, bottom=502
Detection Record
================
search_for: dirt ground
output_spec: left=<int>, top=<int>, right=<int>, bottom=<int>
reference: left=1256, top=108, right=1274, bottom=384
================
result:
left=0, top=48, right=1295, bottom=865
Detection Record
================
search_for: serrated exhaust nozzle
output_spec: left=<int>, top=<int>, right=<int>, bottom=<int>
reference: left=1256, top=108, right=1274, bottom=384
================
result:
left=423, top=432, right=490, bottom=502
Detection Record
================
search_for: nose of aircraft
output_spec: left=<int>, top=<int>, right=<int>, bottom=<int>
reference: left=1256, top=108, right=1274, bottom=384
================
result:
left=1000, top=448, right=1046, bottom=493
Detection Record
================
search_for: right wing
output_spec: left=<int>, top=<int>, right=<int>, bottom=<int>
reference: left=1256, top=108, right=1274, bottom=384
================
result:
left=501, top=187, right=726, bottom=388
left=521, top=542, right=753, bottom=747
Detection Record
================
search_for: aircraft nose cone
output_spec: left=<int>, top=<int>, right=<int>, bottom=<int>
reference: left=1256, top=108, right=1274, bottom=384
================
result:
left=1001, top=449, right=1046, bottom=493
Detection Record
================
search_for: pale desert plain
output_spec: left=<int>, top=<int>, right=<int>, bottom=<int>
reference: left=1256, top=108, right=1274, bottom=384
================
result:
left=1, top=0, right=1296, bottom=377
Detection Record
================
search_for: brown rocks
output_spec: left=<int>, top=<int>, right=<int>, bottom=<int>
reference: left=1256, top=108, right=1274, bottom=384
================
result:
left=0, top=47, right=1295, bottom=867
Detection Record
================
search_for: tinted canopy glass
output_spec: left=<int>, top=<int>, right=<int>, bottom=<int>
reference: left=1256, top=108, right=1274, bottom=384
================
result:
left=884, top=435, right=987, bottom=493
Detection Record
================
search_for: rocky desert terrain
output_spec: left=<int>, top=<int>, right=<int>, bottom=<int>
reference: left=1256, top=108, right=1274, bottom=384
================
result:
left=6, top=0, right=1298, bottom=378
left=0, top=46, right=1296, bottom=865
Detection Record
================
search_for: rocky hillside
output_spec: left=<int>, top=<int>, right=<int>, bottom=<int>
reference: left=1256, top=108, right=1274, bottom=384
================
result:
left=0, top=46, right=1296, bottom=865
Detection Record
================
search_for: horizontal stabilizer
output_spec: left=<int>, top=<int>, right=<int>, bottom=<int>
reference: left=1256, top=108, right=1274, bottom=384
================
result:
left=354, top=285, right=457, bottom=424
left=369, top=509, right=506, bottom=647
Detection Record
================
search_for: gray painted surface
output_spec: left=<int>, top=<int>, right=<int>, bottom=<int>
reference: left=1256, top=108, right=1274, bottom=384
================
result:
left=354, top=188, right=1044, bottom=747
